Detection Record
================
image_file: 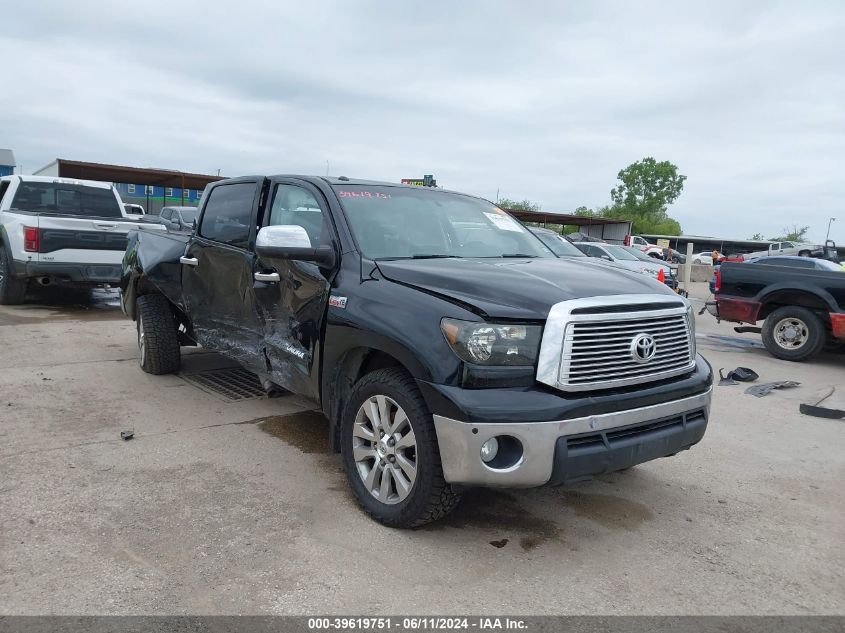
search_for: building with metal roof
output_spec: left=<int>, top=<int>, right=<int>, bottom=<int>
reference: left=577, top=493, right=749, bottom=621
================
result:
left=32, top=158, right=224, bottom=215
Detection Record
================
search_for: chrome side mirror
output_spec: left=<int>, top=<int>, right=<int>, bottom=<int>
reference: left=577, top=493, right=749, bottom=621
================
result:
left=255, top=225, right=335, bottom=267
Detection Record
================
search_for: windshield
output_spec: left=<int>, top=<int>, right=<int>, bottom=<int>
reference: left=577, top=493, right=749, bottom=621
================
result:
left=333, top=185, right=553, bottom=260
left=180, top=208, right=198, bottom=223
left=11, top=182, right=122, bottom=218
left=530, top=230, right=585, bottom=257
left=602, top=244, right=641, bottom=261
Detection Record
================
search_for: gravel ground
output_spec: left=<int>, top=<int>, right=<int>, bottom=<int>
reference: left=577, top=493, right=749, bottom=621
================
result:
left=1, top=284, right=843, bottom=615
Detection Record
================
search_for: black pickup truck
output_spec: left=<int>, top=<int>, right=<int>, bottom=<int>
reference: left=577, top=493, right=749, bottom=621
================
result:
left=715, top=261, right=845, bottom=361
left=121, top=176, right=712, bottom=527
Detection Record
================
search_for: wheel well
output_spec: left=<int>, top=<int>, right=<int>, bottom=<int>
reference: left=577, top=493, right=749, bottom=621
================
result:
left=327, top=348, right=411, bottom=452
left=134, top=283, right=195, bottom=345
left=759, top=291, right=831, bottom=321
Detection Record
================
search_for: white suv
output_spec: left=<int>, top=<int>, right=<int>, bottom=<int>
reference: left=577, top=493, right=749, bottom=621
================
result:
left=0, top=176, right=159, bottom=304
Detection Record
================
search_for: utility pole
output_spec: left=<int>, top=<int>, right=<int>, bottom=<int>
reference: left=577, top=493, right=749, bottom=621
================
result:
left=826, top=217, right=836, bottom=241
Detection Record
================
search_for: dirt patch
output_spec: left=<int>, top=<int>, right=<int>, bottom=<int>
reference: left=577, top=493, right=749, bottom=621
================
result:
left=560, top=490, right=654, bottom=530
left=256, top=410, right=330, bottom=454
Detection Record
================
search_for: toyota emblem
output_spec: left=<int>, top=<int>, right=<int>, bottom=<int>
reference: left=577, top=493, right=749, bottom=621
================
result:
left=630, top=333, right=657, bottom=363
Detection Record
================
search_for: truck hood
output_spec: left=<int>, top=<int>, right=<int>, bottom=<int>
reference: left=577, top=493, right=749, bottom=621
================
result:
left=376, top=257, right=673, bottom=320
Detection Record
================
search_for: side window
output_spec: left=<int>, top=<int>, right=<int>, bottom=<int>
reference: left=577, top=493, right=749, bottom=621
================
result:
left=267, top=184, right=329, bottom=247
left=0, top=181, right=9, bottom=207
left=198, top=182, right=256, bottom=249
left=582, top=245, right=598, bottom=257
left=160, top=208, right=172, bottom=220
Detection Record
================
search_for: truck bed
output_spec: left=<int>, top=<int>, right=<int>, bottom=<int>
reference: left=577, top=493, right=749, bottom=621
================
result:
left=718, top=261, right=845, bottom=324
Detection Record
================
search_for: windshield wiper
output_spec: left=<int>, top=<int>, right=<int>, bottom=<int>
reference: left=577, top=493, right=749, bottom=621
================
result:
left=410, top=254, right=459, bottom=259
left=499, top=253, right=539, bottom=258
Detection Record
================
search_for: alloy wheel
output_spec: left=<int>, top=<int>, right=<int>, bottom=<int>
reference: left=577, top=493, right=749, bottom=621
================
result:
left=352, top=395, right=417, bottom=505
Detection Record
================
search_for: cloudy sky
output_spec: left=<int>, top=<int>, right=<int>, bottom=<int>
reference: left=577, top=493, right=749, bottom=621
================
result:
left=1, top=1, right=843, bottom=241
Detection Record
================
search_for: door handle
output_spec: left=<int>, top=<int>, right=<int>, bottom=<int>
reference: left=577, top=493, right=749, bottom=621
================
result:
left=180, top=256, right=199, bottom=267
left=93, top=222, right=118, bottom=230
left=254, top=271, right=281, bottom=282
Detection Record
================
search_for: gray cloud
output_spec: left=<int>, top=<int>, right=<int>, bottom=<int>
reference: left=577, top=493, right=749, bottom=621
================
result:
left=1, top=0, right=843, bottom=241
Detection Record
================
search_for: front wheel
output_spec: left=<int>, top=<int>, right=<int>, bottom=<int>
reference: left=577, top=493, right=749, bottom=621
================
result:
left=341, top=368, right=461, bottom=528
left=761, top=306, right=826, bottom=362
left=136, top=294, right=181, bottom=374
left=0, top=246, right=27, bottom=305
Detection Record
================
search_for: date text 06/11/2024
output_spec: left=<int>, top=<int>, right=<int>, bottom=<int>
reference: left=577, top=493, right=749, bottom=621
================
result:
left=307, top=617, right=528, bottom=630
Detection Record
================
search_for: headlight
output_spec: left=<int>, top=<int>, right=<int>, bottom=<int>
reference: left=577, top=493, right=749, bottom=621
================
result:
left=440, top=318, right=542, bottom=366
left=686, top=303, right=697, bottom=358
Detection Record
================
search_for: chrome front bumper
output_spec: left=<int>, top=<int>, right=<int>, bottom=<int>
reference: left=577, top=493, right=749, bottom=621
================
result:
left=432, top=387, right=712, bottom=487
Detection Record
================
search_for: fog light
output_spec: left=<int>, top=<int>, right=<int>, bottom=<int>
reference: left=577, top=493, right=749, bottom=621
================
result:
left=480, top=437, right=499, bottom=463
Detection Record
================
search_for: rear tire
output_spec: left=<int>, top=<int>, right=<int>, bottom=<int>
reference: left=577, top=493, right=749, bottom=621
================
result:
left=136, top=294, right=181, bottom=374
left=341, top=367, right=461, bottom=528
left=0, top=246, right=27, bottom=305
left=761, top=306, right=826, bottom=362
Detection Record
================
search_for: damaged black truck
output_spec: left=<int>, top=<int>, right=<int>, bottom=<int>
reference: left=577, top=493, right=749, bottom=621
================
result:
left=121, top=176, right=713, bottom=527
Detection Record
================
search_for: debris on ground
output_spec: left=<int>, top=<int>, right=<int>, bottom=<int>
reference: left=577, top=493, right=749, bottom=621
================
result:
left=718, top=367, right=759, bottom=385
left=718, top=369, right=738, bottom=386
left=799, top=387, right=845, bottom=419
left=120, top=430, right=135, bottom=441
left=745, top=381, right=801, bottom=398
left=727, top=367, right=758, bottom=382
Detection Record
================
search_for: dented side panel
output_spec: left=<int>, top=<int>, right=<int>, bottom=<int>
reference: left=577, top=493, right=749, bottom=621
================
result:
left=182, top=237, right=267, bottom=376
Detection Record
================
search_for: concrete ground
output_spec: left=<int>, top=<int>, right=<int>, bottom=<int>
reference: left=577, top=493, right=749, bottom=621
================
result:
left=1, top=284, right=843, bottom=615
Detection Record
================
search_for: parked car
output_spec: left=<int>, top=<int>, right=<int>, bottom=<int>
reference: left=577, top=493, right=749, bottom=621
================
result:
left=691, top=252, right=722, bottom=265
left=527, top=227, right=586, bottom=257
left=714, top=261, right=845, bottom=361
left=566, top=231, right=605, bottom=243
left=121, top=175, right=711, bottom=527
left=743, top=240, right=822, bottom=260
left=0, top=175, right=163, bottom=304
left=748, top=256, right=844, bottom=272
left=577, top=242, right=679, bottom=290
left=628, top=235, right=664, bottom=258
left=155, top=206, right=198, bottom=232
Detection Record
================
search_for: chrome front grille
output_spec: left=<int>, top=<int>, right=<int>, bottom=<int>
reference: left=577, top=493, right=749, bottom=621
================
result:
left=536, top=294, right=697, bottom=392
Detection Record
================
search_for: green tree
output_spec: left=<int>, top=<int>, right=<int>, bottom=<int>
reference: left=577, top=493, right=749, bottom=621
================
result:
left=749, top=233, right=765, bottom=240
left=611, top=157, right=686, bottom=213
left=496, top=197, right=541, bottom=212
left=607, top=157, right=685, bottom=235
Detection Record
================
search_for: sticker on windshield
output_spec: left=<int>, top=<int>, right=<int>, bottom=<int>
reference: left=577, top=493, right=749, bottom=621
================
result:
left=484, top=212, right=522, bottom=232
left=337, top=191, right=391, bottom=199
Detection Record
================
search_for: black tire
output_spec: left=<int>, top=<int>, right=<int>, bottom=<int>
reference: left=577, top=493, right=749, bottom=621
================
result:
left=341, top=367, right=461, bottom=528
left=761, top=306, right=826, bottom=362
left=136, top=294, right=181, bottom=374
left=0, top=246, right=27, bottom=305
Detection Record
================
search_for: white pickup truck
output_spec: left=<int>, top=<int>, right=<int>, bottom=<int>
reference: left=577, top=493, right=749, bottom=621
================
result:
left=0, top=175, right=160, bottom=304
left=629, top=235, right=665, bottom=258
left=742, top=240, right=822, bottom=260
